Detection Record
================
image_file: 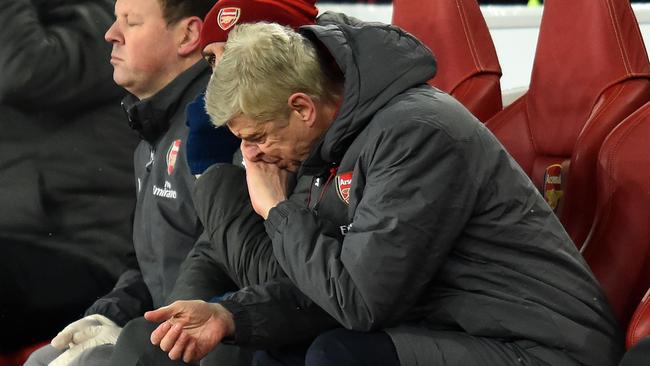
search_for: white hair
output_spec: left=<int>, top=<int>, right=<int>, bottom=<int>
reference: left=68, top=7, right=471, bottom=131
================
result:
left=205, top=22, right=336, bottom=127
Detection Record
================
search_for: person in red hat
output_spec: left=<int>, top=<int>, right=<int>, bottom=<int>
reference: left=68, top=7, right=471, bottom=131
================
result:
left=200, top=0, right=318, bottom=68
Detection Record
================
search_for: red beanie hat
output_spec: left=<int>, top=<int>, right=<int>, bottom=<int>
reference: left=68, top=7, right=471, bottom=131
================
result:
left=199, top=0, right=318, bottom=51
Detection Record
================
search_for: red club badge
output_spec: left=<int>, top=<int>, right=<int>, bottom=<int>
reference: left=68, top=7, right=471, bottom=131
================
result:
left=336, top=171, right=353, bottom=204
left=218, top=7, right=241, bottom=31
left=166, top=139, right=182, bottom=176
left=543, top=163, right=563, bottom=210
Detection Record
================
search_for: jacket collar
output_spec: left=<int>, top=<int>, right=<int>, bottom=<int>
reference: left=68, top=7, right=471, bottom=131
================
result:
left=121, top=61, right=209, bottom=143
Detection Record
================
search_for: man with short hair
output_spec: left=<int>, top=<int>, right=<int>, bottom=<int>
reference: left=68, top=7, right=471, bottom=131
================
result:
left=147, top=22, right=623, bottom=366
left=25, top=0, right=220, bottom=365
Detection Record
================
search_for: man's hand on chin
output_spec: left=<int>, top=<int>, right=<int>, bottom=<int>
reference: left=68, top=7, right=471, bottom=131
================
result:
left=243, top=154, right=290, bottom=219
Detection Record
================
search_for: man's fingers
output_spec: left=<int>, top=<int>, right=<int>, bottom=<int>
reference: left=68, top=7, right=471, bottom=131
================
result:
left=150, top=321, right=172, bottom=346
left=182, top=339, right=197, bottom=364
left=167, top=331, right=190, bottom=361
left=160, top=323, right=183, bottom=352
left=144, top=304, right=174, bottom=322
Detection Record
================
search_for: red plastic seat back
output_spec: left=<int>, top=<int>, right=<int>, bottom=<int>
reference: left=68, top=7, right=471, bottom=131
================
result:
left=486, top=0, right=650, bottom=248
left=581, top=103, right=650, bottom=328
left=627, top=288, right=650, bottom=349
left=392, top=0, right=502, bottom=122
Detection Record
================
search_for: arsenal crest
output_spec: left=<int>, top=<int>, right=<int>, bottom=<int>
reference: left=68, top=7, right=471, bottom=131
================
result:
left=543, top=164, right=563, bottom=211
left=336, top=172, right=353, bottom=205
left=166, top=139, right=182, bottom=176
left=217, top=7, right=241, bottom=31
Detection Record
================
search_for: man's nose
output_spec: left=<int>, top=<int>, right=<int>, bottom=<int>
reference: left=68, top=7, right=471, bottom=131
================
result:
left=105, top=21, right=122, bottom=44
left=241, top=141, right=263, bottom=162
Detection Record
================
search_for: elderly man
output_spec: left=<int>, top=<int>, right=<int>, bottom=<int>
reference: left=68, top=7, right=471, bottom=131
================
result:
left=146, top=21, right=623, bottom=366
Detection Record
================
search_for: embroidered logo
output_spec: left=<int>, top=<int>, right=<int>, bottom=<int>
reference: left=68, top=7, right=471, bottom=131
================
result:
left=336, top=171, right=353, bottom=204
left=543, top=164, right=563, bottom=211
left=166, top=139, right=182, bottom=176
left=217, top=7, right=241, bottom=31
left=340, top=223, right=353, bottom=236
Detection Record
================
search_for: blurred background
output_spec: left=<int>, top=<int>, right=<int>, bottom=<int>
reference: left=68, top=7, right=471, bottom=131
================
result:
left=317, top=1, right=650, bottom=97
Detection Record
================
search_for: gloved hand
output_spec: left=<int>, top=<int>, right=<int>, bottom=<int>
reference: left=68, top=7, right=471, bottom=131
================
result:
left=186, top=93, right=240, bottom=176
left=48, top=314, right=122, bottom=366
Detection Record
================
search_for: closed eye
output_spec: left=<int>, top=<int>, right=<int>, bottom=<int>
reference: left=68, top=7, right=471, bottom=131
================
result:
left=244, top=133, right=266, bottom=144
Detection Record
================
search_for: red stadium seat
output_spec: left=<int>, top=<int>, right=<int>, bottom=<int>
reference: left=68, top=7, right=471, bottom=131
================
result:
left=486, top=0, right=650, bottom=248
left=0, top=341, right=49, bottom=366
left=581, top=103, right=650, bottom=330
left=627, top=288, right=650, bottom=349
left=392, top=0, right=502, bottom=122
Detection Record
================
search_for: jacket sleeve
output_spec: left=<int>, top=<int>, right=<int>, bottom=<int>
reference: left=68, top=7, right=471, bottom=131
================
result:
left=192, top=164, right=338, bottom=348
left=219, top=280, right=339, bottom=349
left=166, top=233, right=239, bottom=304
left=85, top=268, right=153, bottom=327
left=265, top=121, right=479, bottom=331
left=0, top=0, right=122, bottom=109
left=192, top=164, right=287, bottom=289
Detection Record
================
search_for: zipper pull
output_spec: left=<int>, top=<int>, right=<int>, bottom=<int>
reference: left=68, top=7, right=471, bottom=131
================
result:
left=145, top=148, right=155, bottom=172
left=329, top=166, right=338, bottom=178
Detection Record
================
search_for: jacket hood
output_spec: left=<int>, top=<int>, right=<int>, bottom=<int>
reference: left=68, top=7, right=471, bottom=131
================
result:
left=300, top=13, right=437, bottom=169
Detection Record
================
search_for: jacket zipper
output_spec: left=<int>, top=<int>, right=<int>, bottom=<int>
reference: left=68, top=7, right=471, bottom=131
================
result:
left=145, top=147, right=155, bottom=172
left=307, top=166, right=338, bottom=212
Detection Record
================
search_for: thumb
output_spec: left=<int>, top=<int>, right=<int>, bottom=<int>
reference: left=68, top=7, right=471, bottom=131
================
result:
left=144, top=304, right=176, bottom=323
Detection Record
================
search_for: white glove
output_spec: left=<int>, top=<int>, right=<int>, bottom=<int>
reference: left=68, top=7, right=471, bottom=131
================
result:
left=48, top=314, right=122, bottom=366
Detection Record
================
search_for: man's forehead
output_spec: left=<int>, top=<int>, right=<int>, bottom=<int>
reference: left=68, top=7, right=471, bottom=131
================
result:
left=114, top=0, right=159, bottom=16
left=228, top=116, right=266, bottom=136
left=229, top=115, right=257, bottom=130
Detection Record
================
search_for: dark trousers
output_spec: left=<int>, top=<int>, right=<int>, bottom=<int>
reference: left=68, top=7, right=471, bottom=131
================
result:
left=110, top=317, right=253, bottom=366
left=619, top=337, right=650, bottom=366
left=253, top=328, right=400, bottom=366
left=0, top=239, right=115, bottom=352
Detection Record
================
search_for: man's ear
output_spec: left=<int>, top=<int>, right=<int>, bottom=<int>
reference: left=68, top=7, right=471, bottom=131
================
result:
left=177, top=16, right=203, bottom=56
left=287, top=93, right=317, bottom=127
